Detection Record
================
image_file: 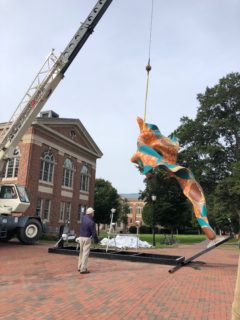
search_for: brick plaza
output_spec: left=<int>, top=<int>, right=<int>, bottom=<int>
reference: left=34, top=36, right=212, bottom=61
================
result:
left=0, top=241, right=239, bottom=320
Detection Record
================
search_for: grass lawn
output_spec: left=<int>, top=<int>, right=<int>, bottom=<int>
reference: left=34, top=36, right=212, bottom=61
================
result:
left=98, top=233, right=208, bottom=249
left=140, top=234, right=238, bottom=248
left=139, top=234, right=206, bottom=248
left=41, top=232, right=238, bottom=250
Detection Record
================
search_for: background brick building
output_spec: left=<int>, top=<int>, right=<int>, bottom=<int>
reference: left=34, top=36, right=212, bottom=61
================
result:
left=120, top=193, right=145, bottom=227
left=0, top=110, right=102, bottom=235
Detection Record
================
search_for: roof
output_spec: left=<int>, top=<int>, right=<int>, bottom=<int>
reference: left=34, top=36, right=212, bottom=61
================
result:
left=0, top=113, right=103, bottom=159
left=120, top=193, right=141, bottom=200
left=33, top=116, right=103, bottom=158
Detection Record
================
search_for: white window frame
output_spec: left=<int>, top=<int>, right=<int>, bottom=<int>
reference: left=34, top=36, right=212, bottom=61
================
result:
left=80, top=164, right=90, bottom=192
left=39, top=151, right=55, bottom=183
left=36, top=199, right=43, bottom=217
left=59, top=201, right=71, bottom=223
left=43, top=199, right=51, bottom=220
left=36, top=198, right=51, bottom=221
left=62, top=158, right=74, bottom=187
left=78, top=204, right=86, bottom=222
left=136, top=206, right=142, bottom=215
left=59, top=202, right=65, bottom=222
left=65, top=202, right=71, bottom=222
left=4, top=147, right=20, bottom=179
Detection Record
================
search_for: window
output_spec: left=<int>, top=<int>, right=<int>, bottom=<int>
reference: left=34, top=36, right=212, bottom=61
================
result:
left=59, top=201, right=71, bottom=223
left=136, top=206, right=142, bottom=215
left=62, top=158, right=73, bottom=187
left=43, top=199, right=51, bottom=220
left=80, top=164, right=90, bottom=192
left=78, top=204, right=86, bottom=222
left=59, top=202, right=65, bottom=222
left=0, top=186, right=17, bottom=199
left=70, top=130, right=76, bottom=140
left=16, top=185, right=29, bottom=203
left=5, top=157, right=19, bottom=178
left=65, top=202, right=71, bottom=222
left=36, top=199, right=42, bottom=217
left=128, top=206, right=133, bottom=214
left=39, top=151, right=55, bottom=182
left=35, top=198, right=51, bottom=220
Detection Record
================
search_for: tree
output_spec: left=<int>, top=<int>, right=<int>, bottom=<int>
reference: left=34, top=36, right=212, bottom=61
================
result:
left=174, top=72, right=240, bottom=227
left=118, top=197, right=129, bottom=233
left=175, top=72, right=240, bottom=188
left=94, top=179, right=120, bottom=233
left=213, top=162, right=240, bottom=234
left=140, top=169, right=192, bottom=234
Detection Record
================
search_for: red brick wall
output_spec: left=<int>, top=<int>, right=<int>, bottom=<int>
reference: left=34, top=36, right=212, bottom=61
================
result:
left=0, top=120, right=100, bottom=235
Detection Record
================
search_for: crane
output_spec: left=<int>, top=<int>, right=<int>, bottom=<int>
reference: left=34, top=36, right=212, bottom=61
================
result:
left=0, top=0, right=113, bottom=244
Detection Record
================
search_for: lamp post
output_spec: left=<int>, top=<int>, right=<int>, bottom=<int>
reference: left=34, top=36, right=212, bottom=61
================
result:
left=111, top=208, right=116, bottom=218
left=106, top=208, right=116, bottom=252
left=135, top=220, right=141, bottom=251
left=151, top=194, right=156, bottom=247
left=110, top=208, right=116, bottom=232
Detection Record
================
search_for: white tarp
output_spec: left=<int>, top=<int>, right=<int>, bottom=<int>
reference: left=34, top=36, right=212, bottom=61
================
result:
left=100, top=235, right=151, bottom=249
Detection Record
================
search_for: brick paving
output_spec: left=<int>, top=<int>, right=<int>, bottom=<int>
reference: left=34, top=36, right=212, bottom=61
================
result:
left=0, top=240, right=239, bottom=320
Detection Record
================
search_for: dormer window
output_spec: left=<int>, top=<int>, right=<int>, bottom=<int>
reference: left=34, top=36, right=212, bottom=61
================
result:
left=70, top=130, right=76, bottom=140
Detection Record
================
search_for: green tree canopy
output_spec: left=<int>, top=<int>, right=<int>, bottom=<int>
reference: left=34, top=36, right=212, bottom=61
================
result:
left=175, top=72, right=240, bottom=192
left=94, top=179, right=120, bottom=228
left=141, top=72, right=240, bottom=233
left=173, top=72, right=240, bottom=231
left=213, top=162, right=240, bottom=233
left=140, top=169, right=192, bottom=233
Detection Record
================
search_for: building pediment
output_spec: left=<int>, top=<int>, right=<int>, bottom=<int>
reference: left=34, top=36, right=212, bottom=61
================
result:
left=33, top=117, right=103, bottom=159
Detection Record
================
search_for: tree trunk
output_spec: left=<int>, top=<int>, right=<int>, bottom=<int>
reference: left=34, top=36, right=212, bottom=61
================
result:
left=97, top=223, right=100, bottom=235
left=232, top=254, right=240, bottom=320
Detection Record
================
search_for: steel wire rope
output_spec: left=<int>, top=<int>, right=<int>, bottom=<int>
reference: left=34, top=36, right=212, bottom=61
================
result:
left=143, top=0, right=154, bottom=123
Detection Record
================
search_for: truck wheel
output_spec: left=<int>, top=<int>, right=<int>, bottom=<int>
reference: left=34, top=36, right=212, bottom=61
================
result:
left=17, top=219, right=42, bottom=244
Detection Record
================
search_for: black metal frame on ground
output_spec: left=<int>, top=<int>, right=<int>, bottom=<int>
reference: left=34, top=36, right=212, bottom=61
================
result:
left=48, top=235, right=233, bottom=272
left=168, top=235, right=233, bottom=273
left=48, top=246, right=185, bottom=266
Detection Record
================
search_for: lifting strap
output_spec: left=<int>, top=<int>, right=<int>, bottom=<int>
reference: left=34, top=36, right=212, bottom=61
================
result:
left=143, top=0, right=154, bottom=123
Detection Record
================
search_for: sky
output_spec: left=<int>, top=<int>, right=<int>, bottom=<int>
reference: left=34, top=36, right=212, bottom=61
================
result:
left=0, top=0, right=240, bottom=194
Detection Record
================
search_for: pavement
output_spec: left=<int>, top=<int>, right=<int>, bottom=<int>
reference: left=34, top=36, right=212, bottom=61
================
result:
left=0, top=240, right=239, bottom=320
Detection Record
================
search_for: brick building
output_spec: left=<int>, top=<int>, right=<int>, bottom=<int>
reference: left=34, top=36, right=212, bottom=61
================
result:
left=0, top=110, right=102, bottom=234
left=120, top=193, right=145, bottom=227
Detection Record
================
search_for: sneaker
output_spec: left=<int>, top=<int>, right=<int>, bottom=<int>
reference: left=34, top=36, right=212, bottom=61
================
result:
left=207, top=236, right=226, bottom=248
left=80, top=270, right=90, bottom=274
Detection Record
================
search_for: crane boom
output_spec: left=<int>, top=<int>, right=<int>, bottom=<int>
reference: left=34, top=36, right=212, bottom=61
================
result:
left=0, top=0, right=112, bottom=169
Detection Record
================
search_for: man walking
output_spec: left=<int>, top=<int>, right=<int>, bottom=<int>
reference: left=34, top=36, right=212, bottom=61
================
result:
left=77, top=207, right=99, bottom=274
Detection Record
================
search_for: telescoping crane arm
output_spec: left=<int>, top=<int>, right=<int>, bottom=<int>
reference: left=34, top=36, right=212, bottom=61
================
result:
left=0, top=0, right=112, bottom=170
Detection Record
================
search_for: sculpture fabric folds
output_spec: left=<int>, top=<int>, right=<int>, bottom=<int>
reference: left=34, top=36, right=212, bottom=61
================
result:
left=131, top=117, right=216, bottom=240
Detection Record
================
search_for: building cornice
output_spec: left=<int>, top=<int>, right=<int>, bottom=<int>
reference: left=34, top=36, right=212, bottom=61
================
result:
left=22, top=133, right=97, bottom=168
left=33, top=118, right=103, bottom=158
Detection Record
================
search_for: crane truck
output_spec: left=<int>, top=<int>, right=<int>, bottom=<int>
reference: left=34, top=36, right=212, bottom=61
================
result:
left=0, top=0, right=113, bottom=244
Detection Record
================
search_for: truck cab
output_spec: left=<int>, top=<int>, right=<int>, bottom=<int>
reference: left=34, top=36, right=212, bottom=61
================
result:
left=0, top=184, right=30, bottom=214
left=0, top=184, right=43, bottom=244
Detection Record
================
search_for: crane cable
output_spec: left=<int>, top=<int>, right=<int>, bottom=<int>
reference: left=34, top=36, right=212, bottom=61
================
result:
left=143, top=0, right=154, bottom=123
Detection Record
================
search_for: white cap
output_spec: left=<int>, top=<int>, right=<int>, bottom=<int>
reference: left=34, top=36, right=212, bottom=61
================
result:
left=86, top=207, right=94, bottom=215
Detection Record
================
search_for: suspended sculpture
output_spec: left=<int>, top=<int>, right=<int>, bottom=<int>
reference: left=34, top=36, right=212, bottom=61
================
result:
left=131, top=117, right=216, bottom=241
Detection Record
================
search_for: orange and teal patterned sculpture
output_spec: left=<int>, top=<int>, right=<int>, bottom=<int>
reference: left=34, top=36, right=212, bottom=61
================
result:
left=131, top=117, right=216, bottom=240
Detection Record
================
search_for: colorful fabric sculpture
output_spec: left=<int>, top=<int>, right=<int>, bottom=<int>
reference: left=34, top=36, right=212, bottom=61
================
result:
left=131, top=117, right=216, bottom=240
